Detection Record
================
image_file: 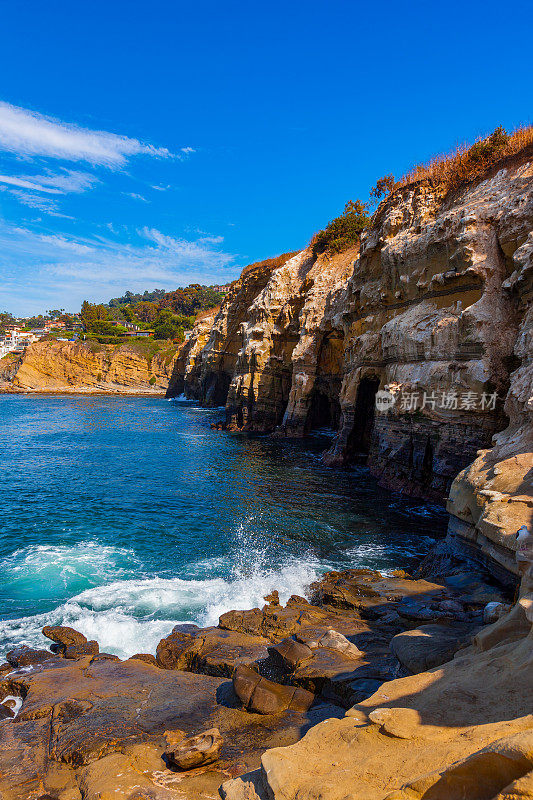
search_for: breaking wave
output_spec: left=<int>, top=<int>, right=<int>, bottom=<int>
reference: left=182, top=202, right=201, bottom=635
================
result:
left=0, top=540, right=321, bottom=659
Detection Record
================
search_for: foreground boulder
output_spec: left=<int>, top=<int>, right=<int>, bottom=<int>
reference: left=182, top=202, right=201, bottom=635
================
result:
left=42, top=625, right=99, bottom=659
left=233, top=665, right=315, bottom=714
left=389, top=622, right=477, bottom=674
left=165, top=727, right=223, bottom=770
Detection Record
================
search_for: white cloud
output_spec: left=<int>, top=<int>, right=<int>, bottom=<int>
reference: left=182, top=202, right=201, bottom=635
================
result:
left=180, top=147, right=195, bottom=155
left=123, top=192, right=149, bottom=202
left=0, top=101, right=174, bottom=167
left=0, top=169, right=98, bottom=194
left=139, top=227, right=226, bottom=262
left=0, top=220, right=237, bottom=315
left=8, top=190, right=60, bottom=213
left=37, top=234, right=93, bottom=254
left=199, top=234, right=224, bottom=244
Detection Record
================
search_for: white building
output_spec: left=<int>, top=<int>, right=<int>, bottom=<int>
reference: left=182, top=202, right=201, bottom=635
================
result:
left=0, top=329, right=41, bottom=359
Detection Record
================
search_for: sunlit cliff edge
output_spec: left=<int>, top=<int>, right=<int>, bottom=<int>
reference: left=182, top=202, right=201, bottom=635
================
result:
left=0, top=339, right=179, bottom=394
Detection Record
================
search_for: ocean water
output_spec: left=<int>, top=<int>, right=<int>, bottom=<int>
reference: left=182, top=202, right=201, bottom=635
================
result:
left=0, top=394, right=447, bottom=659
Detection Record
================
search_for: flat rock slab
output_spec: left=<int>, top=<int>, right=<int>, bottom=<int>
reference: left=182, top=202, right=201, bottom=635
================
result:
left=14, top=656, right=227, bottom=765
left=0, top=655, right=344, bottom=800
left=157, top=627, right=270, bottom=677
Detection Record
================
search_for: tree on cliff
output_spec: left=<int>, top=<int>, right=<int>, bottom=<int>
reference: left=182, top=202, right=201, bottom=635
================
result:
left=0, top=311, right=14, bottom=335
left=152, top=308, right=185, bottom=340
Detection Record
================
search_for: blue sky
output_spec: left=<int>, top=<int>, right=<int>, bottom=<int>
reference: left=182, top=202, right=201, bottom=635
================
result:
left=0, top=0, right=531, bottom=315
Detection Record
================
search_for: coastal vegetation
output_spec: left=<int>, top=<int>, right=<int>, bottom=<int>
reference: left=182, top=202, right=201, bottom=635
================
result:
left=241, top=251, right=300, bottom=278
left=393, top=123, right=533, bottom=192
left=311, top=123, right=533, bottom=257
left=79, top=283, right=226, bottom=344
left=311, top=199, right=370, bottom=257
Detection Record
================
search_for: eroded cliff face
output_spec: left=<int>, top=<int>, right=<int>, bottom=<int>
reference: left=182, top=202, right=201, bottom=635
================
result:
left=1, top=340, right=178, bottom=393
left=446, top=245, right=533, bottom=580
left=169, top=148, right=533, bottom=575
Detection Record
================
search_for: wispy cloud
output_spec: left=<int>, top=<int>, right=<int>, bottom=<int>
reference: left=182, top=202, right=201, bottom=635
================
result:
left=0, top=169, right=98, bottom=194
left=0, top=101, right=174, bottom=167
left=8, top=190, right=61, bottom=213
left=123, top=191, right=149, bottom=202
left=0, top=221, right=237, bottom=314
left=139, top=227, right=226, bottom=260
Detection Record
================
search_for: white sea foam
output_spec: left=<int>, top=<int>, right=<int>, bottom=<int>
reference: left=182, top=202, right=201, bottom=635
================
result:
left=0, top=541, right=321, bottom=659
left=0, top=542, right=140, bottom=590
left=1, top=696, right=23, bottom=717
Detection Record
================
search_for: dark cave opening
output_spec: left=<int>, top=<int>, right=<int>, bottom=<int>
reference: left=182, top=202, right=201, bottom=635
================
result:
left=346, top=377, right=380, bottom=460
left=421, top=436, right=434, bottom=488
left=203, top=371, right=231, bottom=407
left=307, top=389, right=341, bottom=432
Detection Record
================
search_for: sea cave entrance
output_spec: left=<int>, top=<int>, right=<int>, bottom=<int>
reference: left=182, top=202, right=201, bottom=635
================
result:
left=307, top=388, right=341, bottom=433
left=346, top=377, right=380, bottom=460
left=203, top=371, right=231, bottom=407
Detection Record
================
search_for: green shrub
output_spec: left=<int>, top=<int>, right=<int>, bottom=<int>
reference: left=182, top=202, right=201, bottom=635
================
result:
left=466, top=126, right=509, bottom=165
left=87, top=335, right=125, bottom=345
left=149, top=376, right=156, bottom=386
left=312, top=200, right=370, bottom=257
left=121, top=337, right=179, bottom=365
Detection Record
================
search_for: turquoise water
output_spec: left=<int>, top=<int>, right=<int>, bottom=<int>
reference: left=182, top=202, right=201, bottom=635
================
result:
left=0, top=395, right=447, bottom=658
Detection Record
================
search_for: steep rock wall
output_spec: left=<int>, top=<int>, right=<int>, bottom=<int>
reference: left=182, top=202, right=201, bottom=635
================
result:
left=167, top=151, right=533, bottom=573
left=446, top=235, right=533, bottom=580
left=172, top=257, right=290, bottom=407
left=1, top=340, right=178, bottom=393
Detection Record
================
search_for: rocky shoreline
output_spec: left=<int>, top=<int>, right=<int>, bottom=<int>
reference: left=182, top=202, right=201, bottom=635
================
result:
left=2, top=537, right=528, bottom=800
left=1, top=146, right=531, bottom=798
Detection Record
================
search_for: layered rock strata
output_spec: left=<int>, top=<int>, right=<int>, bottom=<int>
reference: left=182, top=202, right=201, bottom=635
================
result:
left=0, top=340, right=179, bottom=393
left=169, top=148, right=533, bottom=577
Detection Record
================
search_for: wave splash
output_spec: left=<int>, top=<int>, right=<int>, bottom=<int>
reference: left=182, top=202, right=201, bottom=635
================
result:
left=0, top=532, right=321, bottom=660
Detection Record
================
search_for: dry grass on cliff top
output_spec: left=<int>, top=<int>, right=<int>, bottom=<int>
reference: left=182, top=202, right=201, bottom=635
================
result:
left=395, top=124, right=533, bottom=193
left=195, top=305, right=220, bottom=322
left=240, top=251, right=300, bottom=279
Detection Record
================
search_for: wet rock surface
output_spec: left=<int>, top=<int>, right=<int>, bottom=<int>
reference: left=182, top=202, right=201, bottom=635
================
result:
left=157, top=626, right=271, bottom=677
left=233, top=665, right=315, bottom=714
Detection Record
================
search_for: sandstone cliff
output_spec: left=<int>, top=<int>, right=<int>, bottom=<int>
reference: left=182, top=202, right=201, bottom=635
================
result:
left=169, top=146, right=533, bottom=581
left=1, top=339, right=179, bottom=393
